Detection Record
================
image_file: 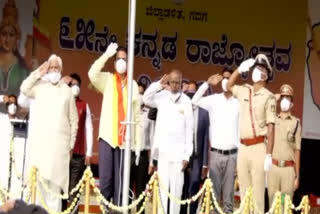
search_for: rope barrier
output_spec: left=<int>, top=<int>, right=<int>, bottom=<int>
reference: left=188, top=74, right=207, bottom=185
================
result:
left=0, top=166, right=312, bottom=214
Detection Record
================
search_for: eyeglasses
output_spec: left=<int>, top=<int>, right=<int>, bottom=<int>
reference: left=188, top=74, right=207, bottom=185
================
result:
left=169, top=81, right=181, bottom=85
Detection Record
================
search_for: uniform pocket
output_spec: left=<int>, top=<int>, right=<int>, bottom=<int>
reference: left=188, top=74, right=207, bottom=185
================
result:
left=286, top=124, right=297, bottom=146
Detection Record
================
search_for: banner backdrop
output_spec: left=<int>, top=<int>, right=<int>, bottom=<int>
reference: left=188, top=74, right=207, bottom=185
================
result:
left=302, top=0, right=320, bottom=140
left=0, top=0, right=35, bottom=112
left=30, top=0, right=307, bottom=159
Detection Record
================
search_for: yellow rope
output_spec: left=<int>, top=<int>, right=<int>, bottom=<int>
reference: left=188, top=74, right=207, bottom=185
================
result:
left=37, top=167, right=88, bottom=200
left=0, top=166, right=312, bottom=214
left=157, top=176, right=207, bottom=205
left=89, top=168, right=154, bottom=212
left=36, top=181, right=85, bottom=214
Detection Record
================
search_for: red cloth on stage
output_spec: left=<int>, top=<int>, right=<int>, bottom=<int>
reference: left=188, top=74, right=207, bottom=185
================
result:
left=73, top=98, right=87, bottom=156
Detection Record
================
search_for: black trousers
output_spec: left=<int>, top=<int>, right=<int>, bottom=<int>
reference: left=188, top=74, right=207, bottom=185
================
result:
left=98, top=139, right=123, bottom=206
left=62, top=154, right=85, bottom=214
left=130, top=150, right=150, bottom=214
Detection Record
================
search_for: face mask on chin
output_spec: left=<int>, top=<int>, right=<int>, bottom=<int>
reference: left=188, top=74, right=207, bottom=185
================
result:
left=280, top=97, right=291, bottom=112
left=115, top=59, right=127, bottom=74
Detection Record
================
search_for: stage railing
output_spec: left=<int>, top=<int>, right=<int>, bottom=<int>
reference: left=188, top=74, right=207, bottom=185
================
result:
left=0, top=166, right=311, bottom=214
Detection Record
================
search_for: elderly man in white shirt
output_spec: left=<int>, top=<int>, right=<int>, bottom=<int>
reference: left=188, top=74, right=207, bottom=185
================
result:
left=192, top=68, right=240, bottom=214
left=20, top=55, right=78, bottom=212
left=143, top=69, right=193, bottom=214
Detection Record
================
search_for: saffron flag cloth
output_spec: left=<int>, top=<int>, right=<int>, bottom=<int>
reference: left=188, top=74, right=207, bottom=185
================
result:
left=112, top=73, right=127, bottom=147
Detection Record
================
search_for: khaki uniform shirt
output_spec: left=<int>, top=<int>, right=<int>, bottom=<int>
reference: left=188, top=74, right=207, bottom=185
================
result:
left=272, top=113, right=301, bottom=161
left=232, top=84, right=276, bottom=139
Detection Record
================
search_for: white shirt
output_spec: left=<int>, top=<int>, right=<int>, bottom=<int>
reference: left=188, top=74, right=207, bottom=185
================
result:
left=192, top=82, right=240, bottom=150
left=18, top=92, right=93, bottom=157
left=140, top=107, right=154, bottom=151
left=143, top=81, right=193, bottom=162
left=84, top=103, right=93, bottom=157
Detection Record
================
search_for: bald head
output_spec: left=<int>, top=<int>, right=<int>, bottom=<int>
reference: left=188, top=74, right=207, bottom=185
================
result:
left=168, top=69, right=182, bottom=93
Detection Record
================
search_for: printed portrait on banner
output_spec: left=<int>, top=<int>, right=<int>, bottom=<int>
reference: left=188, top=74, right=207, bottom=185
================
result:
left=0, top=0, right=35, bottom=113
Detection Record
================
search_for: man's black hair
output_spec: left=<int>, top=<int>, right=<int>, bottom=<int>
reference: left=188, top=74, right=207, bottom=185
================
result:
left=70, top=73, right=82, bottom=86
left=117, top=46, right=127, bottom=54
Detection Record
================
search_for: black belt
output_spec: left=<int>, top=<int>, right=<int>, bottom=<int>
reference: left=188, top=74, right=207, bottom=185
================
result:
left=211, top=148, right=237, bottom=155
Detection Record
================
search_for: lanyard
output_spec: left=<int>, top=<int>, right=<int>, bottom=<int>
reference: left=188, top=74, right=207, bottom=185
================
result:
left=247, top=87, right=257, bottom=138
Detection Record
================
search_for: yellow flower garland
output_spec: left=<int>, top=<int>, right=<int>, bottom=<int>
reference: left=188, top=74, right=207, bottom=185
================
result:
left=0, top=165, right=312, bottom=214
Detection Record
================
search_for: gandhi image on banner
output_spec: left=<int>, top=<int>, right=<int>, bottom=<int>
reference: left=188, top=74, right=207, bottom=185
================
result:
left=303, top=0, right=320, bottom=139
left=0, top=0, right=35, bottom=113
left=307, top=0, right=320, bottom=110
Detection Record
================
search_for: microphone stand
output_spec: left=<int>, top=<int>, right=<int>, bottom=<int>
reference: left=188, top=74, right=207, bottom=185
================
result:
left=20, top=113, right=29, bottom=200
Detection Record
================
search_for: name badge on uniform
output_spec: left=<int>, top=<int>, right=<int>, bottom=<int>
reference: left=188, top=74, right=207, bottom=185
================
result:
left=271, top=105, right=276, bottom=112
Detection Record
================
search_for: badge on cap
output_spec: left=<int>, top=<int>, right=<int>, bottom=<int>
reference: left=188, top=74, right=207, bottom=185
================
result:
left=280, top=84, right=294, bottom=97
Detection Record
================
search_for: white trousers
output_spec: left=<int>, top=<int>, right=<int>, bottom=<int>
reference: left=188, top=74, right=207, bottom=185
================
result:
left=36, top=178, right=62, bottom=212
left=158, top=158, right=184, bottom=214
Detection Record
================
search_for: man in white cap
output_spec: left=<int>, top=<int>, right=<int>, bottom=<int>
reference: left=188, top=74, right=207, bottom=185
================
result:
left=20, top=55, right=78, bottom=212
left=227, top=54, right=277, bottom=213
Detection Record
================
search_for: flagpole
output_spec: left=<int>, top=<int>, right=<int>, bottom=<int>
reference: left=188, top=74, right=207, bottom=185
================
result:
left=122, top=0, right=137, bottom=212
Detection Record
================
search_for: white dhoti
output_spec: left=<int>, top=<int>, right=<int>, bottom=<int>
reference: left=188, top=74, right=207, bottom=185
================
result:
left=36, top=178, right=62, bottom=212
left=158, top=158, right=184, bottom=214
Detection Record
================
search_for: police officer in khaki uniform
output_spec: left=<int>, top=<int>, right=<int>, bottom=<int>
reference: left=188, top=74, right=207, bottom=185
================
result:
left=227, top=54, right=277, bottom=213
left=268, top=84, right=301, bottom=203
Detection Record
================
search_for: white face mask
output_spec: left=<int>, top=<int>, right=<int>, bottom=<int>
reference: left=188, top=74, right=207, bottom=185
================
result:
left=71, top=85, right=80, bottom=97
left=8, top=103, right=17, bottom=115
left=47, top=72, right=61, bottom=84
left=252, top=67, right=262, bottom=83
left=221, top=78, right=228, bottom=92
left=280, top=97, right=291, bottom=112
left=115, top=59, right=127, bottom=74
left=41, top=74, right=49, bottom=81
